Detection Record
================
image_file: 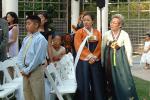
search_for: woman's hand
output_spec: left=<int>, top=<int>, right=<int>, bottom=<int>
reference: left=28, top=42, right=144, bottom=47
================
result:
left=89, top=56, right=97, bottom=64
left=52, top=56, right=60, bottom=61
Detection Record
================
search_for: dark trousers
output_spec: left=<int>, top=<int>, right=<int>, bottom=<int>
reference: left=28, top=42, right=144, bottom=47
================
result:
left=74, top=60, right=105, bottom=100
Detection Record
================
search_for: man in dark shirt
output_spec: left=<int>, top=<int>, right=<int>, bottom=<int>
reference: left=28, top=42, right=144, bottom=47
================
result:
left=0, top=18, right=8, bottom=89
left=0, top=18, right=8, bottom=61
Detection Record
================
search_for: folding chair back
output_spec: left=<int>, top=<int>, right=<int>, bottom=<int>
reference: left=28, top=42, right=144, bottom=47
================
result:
left=58, top=53, right=75, bottom=80
left=10, top=57, right=21, bottom=77
left=45, top=63, right=64, bottom=100
left=45, top=63, right=77, bottom=100
left=1, top=58, right=24, bottom=100
left=0, top=61, right=16, bottom=99
left=1, top=60, right=13, bottom=82
left=2, top=57, right=21, bottom=81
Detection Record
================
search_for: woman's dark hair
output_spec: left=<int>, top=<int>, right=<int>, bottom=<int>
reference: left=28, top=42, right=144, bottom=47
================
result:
left=6, top=12, right=18, bottom=24
left=145, top=33, right=150, bottom=37
left=38, top=12, right=55, bottom=36
left=82, top=12, right=95, bottom=21
left=38, top=12, right=48, bottom=19
left=38, top=12, right=49, bottom=33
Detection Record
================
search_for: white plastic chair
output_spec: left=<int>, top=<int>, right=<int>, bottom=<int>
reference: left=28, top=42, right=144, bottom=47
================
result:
left=1, top=58, right=23, bottom=100
left=0, top=87, right=15, bottom=100
left=56, top=53, right=76, bottom=80
left=0, top=61, right=16, bottom=100
left=3, top=57, right=21, bottom=79
left=10, top=56, right=22, bottom=78
left=44, top=63, right=77, bottom=100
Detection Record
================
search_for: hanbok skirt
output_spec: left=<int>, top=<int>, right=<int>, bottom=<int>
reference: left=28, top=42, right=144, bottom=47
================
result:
left=104, top=46, right=139, bottom=100
left=75, top=42, right=105, bottom=100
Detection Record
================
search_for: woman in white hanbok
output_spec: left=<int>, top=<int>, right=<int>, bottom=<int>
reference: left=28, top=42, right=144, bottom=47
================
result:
left=102, top=14, right=139, bottom=100
left=140, top=34, right=150, bottom=69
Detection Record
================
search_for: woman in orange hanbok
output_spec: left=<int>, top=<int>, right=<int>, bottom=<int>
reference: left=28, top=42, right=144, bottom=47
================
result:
left=74, top=12, right=105, bottom=100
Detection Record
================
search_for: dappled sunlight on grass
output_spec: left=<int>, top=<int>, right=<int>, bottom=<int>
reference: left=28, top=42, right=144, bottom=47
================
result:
left=134, top=77, right=150, bottom=100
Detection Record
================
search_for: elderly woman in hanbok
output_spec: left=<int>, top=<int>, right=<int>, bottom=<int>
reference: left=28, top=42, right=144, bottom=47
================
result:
left=74, top=12, right=105, bottom=100
left=102, top=14, right=139, bottom=100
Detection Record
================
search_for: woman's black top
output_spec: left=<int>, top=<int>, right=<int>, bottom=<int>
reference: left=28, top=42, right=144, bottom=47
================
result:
left=40, top=31, right=51, bottom=41
left=40, top=22, right=54, bottom=41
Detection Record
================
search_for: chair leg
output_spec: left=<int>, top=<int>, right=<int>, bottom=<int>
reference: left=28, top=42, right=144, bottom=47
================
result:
left=65, top=94, right=72, bottom=100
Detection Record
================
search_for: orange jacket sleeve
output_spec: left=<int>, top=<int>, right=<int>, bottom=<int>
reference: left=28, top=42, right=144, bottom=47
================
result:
left=74, top=29, right=91, bottom=60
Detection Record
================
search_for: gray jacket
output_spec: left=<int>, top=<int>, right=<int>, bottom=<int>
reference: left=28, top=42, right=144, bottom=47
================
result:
left=0, top=18, right=8, bottom=61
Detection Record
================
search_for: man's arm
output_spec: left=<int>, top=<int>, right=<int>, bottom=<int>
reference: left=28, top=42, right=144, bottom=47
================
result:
left=17, top=40, right=26, bottom=70
left=0, top=19, right=9, bottom=61
left=23, top=38, right=48, bottom=75
left=0, top=19, right=8, bottom=50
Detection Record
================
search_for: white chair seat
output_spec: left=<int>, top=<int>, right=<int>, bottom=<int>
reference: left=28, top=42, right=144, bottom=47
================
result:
left=55, top=85, right=76, bottom=94
left=51, top=79, right=76, bottom=94
left=0, top=88, right=15, bottom=98
left=13, top=77, right=22, bottom=83
left=2, top=82, right=20, bottom=90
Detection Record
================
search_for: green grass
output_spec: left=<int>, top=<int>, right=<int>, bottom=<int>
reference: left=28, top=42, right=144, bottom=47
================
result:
left=134, top=77, right=150, bottom=100
left=0, top=77, right=149, bottom=100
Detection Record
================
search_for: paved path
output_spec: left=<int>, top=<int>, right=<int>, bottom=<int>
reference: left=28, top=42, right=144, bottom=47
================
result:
left=131, top=55, right=150, bottom=82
